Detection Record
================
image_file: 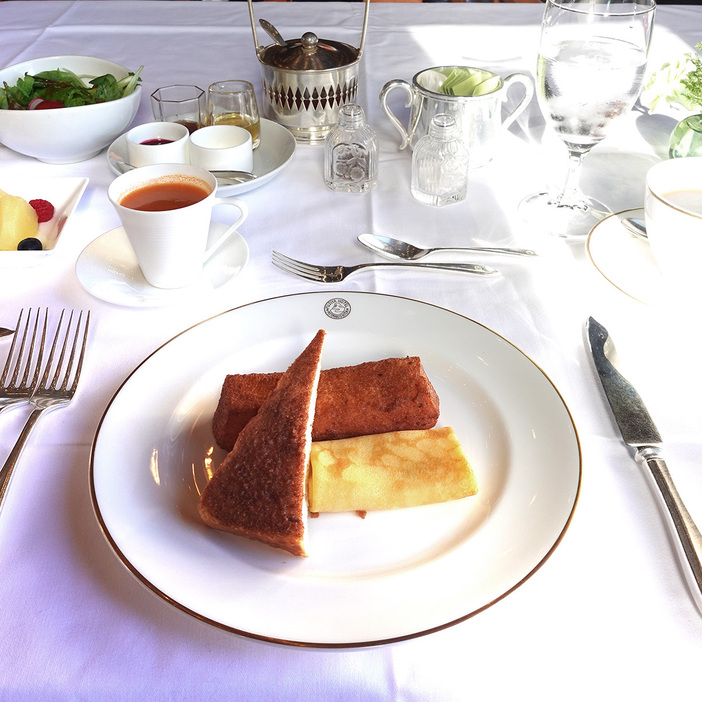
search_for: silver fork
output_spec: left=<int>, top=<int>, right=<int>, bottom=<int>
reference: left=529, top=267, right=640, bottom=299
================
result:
left=0, top=308, right=47, bottom=415
left=0, top=309, right=90, bottom=510
left=272, top=251, right=498, bottom=282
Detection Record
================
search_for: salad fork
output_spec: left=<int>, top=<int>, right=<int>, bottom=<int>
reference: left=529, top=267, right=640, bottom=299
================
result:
left=0, top=308, right=47, bottom=414
left=272, top=251, right=498, bottom=283
left=0, top=309, right=90, bottom=511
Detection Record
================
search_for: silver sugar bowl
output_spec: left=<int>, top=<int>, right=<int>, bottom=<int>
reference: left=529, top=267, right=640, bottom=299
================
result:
left=247, top=0, right=369, bottom=144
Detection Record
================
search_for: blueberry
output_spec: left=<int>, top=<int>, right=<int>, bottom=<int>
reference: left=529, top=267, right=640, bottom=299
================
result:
left=17, top=237, right=43, bottom=251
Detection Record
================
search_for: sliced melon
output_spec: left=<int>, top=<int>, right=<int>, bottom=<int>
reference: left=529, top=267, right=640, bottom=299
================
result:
left=0, top=193, right=39, bottom=251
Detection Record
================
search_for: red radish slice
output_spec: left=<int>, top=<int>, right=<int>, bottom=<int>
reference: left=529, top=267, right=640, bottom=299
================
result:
left=34, top=100, right=65, bottom=110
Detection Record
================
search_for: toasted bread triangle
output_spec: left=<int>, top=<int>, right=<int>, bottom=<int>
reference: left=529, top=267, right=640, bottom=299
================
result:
left=199, top=330, right=326, bottom=556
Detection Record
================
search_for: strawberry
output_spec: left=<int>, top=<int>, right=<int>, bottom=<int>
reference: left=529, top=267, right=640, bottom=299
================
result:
left=29, top=199, right=55, bottom=223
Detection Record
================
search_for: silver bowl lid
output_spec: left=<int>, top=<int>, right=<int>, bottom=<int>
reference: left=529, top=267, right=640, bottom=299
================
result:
left=259, top=32, right=359, bottom=72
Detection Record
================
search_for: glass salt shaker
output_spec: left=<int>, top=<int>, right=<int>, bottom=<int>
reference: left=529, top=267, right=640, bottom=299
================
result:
left=324, top=104, right=378, bottom=193
left=411, top=113, right=469, bottom=207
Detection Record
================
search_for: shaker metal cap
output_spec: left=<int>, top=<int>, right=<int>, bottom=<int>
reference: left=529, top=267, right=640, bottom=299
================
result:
left=260, top=32, right=359, bottom=72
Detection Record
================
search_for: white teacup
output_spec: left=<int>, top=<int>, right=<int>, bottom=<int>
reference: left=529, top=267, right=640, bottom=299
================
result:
left=644, top=157, right=702, bottom=294
left=108, top=163, right=248, bottom=289
left=126, top=121, right=190, bottom=167
left=188, top=125, right=253, bottom=172
left=380, top=65, right=533, bottom=169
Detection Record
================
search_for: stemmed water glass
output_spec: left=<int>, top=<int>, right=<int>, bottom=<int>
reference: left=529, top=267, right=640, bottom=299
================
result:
left=520, top=0, right=656, bottom=237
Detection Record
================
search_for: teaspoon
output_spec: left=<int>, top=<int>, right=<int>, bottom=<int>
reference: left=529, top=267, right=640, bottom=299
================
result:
left=358, top=233, right=537, bottom=260
left=259, top=19, right=287, bottom=47
left=112, top=157, right=257, bottom=185
left=622, top=216, right=648, bottom=240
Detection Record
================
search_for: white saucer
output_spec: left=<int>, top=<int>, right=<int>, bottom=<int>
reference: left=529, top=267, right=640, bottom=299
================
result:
left=587, top=208, right=661, bottom=305
left=75, top=223, right=249, bottom=308
left=106, top=118, right=296, bottom=196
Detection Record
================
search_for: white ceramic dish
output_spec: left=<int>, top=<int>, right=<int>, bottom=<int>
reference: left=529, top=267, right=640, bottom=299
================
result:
left=587, top=208, right=661, bottom=305
left=107, top=118, right=296, bottom=196
left=0, top=176, right=88, bottom=267
left=0, top=55, right=141, bottom=164
left=75, top=224, right=248, bottom=308
left=90, top=292, right=581, bottom=647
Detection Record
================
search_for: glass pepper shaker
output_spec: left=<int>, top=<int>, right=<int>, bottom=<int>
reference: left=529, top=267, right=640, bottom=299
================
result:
left=411, top=113, right=469, bottom=207
left=324, top=104, right=378, bottom=193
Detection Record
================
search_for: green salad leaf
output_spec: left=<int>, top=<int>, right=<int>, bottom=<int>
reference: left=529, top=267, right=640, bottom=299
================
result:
left=0, top=65, right=143, bottom=110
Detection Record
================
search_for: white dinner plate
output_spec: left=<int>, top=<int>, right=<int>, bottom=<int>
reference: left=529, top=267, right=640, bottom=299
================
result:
left=0, top=176, right=88, bottom=266
left=75, top=224, right=248, bottom=308
left=106, top=119, right=296, bottom=196
left=587, top=208, right=661, bottom=305
left=90, top=292, right=581, bottom=647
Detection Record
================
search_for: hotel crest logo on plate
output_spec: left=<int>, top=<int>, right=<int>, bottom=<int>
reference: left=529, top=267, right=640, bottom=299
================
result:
left=323, top=297, right=351, bottom=320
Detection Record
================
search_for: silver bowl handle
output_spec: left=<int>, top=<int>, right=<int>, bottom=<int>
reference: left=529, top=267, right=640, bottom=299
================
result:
left=247, top=0, right=261, bottom=55
left=358, top=0, right=371, bottom=58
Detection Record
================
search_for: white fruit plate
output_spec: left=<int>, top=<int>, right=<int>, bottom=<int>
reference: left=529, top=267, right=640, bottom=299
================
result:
left=0, top=176, right=89, bottom=267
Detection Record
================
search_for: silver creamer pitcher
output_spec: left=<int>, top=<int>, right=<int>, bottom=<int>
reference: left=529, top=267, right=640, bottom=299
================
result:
left=247, top=0, right=370, bottom=144
left=380, top=66, right=533, bottom=169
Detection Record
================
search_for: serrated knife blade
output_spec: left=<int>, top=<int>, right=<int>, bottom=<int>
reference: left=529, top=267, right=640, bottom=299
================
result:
left=587, top=317, right=702, bottom=612
left=588, top=317, right=661, bottom=447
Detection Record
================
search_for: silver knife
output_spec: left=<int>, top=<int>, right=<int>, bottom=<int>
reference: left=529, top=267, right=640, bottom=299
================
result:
left=587, top=317, right=702, bottom=611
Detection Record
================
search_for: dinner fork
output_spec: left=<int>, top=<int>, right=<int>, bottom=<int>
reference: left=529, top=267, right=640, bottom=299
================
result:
left=0, top=308, right=47, bottom=415
left=0, top=309, right=90, bottom=511
left=272, top=251, right=498, bottom=283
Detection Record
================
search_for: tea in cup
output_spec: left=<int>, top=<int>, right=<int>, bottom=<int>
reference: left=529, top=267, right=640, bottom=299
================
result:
left=126, top=121, right=190, bottom=167
left=644, top=157, right=702, bottom=294
left=188, top=125, right=253, bottom=172
left=108, top=164, right=248, bottom=289
left=380, top=66, right=533, bottom=169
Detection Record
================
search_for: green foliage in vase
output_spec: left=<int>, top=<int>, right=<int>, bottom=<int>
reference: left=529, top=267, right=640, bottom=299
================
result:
left=641, top=44, right=702, bottom=114
left=679, top=43, right=702, bottom=111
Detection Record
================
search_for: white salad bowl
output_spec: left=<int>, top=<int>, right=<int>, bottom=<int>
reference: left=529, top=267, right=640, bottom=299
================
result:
left=0, top=55, right=141, bottom=164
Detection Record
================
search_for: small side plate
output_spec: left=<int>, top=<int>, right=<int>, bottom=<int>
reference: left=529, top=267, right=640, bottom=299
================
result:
left=107, top=119, right=296, bottom=197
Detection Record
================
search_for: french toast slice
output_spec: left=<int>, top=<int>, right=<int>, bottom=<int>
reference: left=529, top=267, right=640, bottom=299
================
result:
left=199, top=330, right=325, bottom=557
left=212, top=356, right=440, bottom=450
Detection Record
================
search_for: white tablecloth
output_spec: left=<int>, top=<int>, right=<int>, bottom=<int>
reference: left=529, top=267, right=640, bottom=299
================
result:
left=1, top=2, right=701, bottom=699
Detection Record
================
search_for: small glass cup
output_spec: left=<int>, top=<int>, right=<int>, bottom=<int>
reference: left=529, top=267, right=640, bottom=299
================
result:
left=208, top=80, right=261, bottom=149
left=151, top=85, right=207, bottom=134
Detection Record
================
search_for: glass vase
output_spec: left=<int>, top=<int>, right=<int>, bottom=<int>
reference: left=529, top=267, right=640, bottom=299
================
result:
left=668, top=114, right=702, bottom=159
